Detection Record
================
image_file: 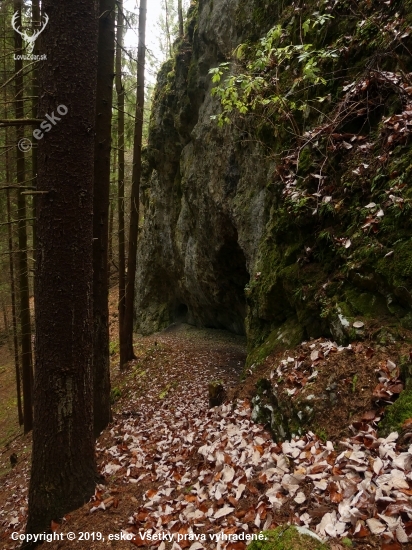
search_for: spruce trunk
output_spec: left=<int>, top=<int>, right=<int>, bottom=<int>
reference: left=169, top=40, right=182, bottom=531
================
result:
left=26, top=0, right=98, bottom=536
left=93, top=0, right=115, bottom=437
left=116, top=0, right=126, bottom=366
left=13, top=0, right=33, bottom=434
left=122, top=0, right=147, bottom=367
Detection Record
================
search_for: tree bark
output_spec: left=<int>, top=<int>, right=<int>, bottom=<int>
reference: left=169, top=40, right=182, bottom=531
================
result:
left=108, top=147, right=116, bottom=276
left=93, top=0, right=115, bottom=438
left=116, top=0, right=126, bottom=366
left=7, top=189, right=23, bottom=427
left=108, top=196, right=114, bottom=276
left=178, top=0, right=184, bottom=37
left=13, top=0, right=33, bottom=435
left=2, top=301, right=10, bottom=345
left=3, top=19, right=23, bottom=427
left=122, top=0, right=147, bottom=367
left=31, top=0, right=40, bottom=296
left=164, top=0, right=172, bottom=57
left=25, top=0, right=98, bottom=537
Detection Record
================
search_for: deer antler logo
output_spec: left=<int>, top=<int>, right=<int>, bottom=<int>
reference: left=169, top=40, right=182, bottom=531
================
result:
left=11, top=11, right=49, bottom=54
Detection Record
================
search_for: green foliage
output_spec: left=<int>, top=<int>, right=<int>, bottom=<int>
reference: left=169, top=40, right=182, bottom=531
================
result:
left=159, top=380, right=178, bottom=399
left=352, top=374, right=358, bottom=393
left=109, top=341, right=119, bottom=356
left=380, top=389, right=412, bottom=435
left=110, top=387, right=122, bottom=403
left=316, top=428, right=328, bottom=443
left=209, top=14, right=338, bottom=131
left=248, top=526, right=329, bottom=550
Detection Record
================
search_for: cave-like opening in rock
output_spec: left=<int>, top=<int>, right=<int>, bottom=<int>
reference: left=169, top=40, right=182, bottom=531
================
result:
left=211, top=233, right=249, bottom=335
left=175, top=303, right=189, bottom=322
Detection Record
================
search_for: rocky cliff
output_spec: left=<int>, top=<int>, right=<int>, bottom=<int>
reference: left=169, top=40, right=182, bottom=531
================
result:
left=136, top=0, right=412, bottom=369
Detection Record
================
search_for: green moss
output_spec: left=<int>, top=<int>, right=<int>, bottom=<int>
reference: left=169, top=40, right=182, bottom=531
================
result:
left=297, top=146, right=313, bottom=175
left=110, top=387, right=122, bottom=404
left=248, top=526, right=329, bottom=550
left=344, top=289, right=389, bottom=318
left=380, top=389, right=412, bottom=435
left=146, top=0, right=412, bottom=398
left=109, top=340, right=119, bottom=356
left=247, top=316, right=305, bottom=368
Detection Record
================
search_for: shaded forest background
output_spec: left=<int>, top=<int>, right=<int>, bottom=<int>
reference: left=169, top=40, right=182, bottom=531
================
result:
left=0, top=0, right=189, bottom=445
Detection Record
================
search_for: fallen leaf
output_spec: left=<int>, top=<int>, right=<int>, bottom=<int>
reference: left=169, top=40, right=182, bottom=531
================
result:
left=362, top=410, right=376, bottom=421
left=366, top=518, right=386, bottom=535
left=214, top=506, right=234, bottom=519
left=226, top=543, right=246, bottom=550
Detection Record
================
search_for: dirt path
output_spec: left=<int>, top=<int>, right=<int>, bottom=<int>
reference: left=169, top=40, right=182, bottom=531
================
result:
left=1, top=323, right=411, bottom=550
left=0, top=326, right=248, bottom=549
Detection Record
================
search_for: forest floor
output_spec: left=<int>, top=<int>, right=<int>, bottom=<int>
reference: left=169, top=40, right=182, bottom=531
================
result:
left=1, top=289, right=412, bottom=550
left=0, top=344, right=21, bottom=451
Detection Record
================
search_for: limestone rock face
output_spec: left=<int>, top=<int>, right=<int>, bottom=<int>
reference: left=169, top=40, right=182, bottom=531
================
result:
left=137, top=0, right=274, bottom=336
left=136, top=0, right=412, bottom=363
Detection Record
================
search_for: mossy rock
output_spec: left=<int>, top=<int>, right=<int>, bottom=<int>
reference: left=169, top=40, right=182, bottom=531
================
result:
left=251, top=377, right=314, bottom=441
left=379, top=389, right=412, bottom=435
left=344, top=289, right=389, bottom=318
left=247, top=316, right=305, bottom=368
left=248, top=526, right=329, bottom=550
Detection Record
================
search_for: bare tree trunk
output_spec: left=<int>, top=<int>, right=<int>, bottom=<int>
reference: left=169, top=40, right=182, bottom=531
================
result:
left=93, top=0, right=115, bottom=438
left=108, top=146, right=116, bottom=276
left=26, top=0, right=98, bottom=537
left=164, top=0, right=172, bottom=57
left=2, top=301, right=9, bottom=342
left=7, top=189, right=23, bottom=427
left=13, top=0, right=33, bottom=434
left=178, top=0, right=184, bottom=37
left=3, top=21, right=23, bottom=427
left=121, top=0, right=147, bottom=367
left=31, top=0, right=40, bottom=295
left=116, top=0, right=126, bottom=366
left=108, top=196, right=114, bottom=275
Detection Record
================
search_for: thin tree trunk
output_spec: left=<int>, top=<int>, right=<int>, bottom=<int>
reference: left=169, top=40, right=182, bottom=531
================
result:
left=3, top=21, right=23, bottom=427
left=2, top=302, right=8, bottom=340
left=108, top=146, right=116, bottom=276
left=116, top=0, right=126, bottom=366
left=121, top=0, right=147, bottom=367
left=108, top=196, right=114, bottom=275
left=93, top=0, right=115, bottom=438
left=7, top=189, right=23, bottom=427
left=13, top=0, right=33, bottom=435
left=26, top=0, right=98, bottom=537
left=31, top=0, right=40, bottom=296
left=178, top=0, right=184, bottom=37
left=164, top=0, right=172, bottom=58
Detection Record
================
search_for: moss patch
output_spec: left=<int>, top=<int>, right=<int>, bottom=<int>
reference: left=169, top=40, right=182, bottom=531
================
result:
left=248, top=526, right=329, bottom=550
left=247, top=316, right=305, bottom=368
left=380, top=389, right=412, bottom=435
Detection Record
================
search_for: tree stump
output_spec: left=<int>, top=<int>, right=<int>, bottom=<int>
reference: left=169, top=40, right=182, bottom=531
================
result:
left=208, top=380, right=226, bottom=408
